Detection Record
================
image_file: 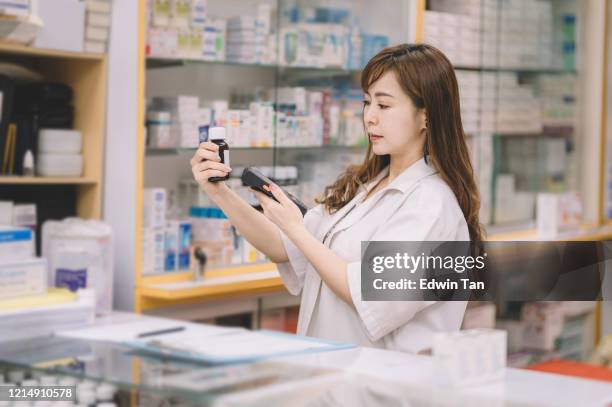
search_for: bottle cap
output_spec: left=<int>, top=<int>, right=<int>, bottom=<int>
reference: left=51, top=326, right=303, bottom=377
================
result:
left=208, top=127, right=226, bottom=141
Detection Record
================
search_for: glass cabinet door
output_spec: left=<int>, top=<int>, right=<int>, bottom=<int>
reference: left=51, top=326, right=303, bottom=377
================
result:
left=144, top=0, right=415, bottom=272
left=424, top=0, right=581, bottom=233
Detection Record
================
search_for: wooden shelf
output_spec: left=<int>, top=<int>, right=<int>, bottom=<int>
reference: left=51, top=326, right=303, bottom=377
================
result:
left=0, top=42, right=105, bottom=60
left=0, top=176, right=98, bottom=185
left=487, top=224, right=612, bottom=241
left=138, top=263, right=286, bottom=310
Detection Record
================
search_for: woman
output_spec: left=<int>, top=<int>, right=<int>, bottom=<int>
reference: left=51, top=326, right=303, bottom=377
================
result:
left=190, top=43, right=482, bottom=354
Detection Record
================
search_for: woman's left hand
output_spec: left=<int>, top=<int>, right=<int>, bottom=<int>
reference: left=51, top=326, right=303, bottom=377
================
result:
left=254, top=184, right=304, bottom=235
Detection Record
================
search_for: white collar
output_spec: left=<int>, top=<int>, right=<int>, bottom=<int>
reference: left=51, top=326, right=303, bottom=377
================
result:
left=363, top=157, right=437, bottom=195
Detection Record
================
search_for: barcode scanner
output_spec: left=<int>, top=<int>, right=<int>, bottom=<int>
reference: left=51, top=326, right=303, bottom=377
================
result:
left=241, top=167, right=308, bottom=216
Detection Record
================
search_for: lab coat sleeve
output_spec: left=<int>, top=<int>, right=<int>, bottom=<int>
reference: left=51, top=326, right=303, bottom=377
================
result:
left=346, top=184, right=464, bottom=342
left=276, top=205, right=323, bottom=296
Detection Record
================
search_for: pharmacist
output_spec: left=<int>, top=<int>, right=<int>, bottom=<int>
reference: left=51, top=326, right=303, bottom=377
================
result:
left=190, top=44, right=481, bottom=354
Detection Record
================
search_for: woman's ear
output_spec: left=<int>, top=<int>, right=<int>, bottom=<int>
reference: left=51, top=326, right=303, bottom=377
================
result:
left=419, top=109, right=428, bottom=133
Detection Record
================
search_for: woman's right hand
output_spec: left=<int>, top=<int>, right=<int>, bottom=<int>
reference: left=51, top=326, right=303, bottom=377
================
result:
left=190, top=142, right=232, bottom=195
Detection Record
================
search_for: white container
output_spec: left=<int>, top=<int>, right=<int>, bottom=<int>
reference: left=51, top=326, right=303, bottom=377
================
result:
left=37, top=153, right=83, bottom=177
left=33, top=0, right=85, bottom=52
left=38, top=129, right=82, bottom=154
left=433, top=329, right=507, bottom=387
left=42, top=219, right=113, bottom=315
left=146, top=111, right=172, bottom=148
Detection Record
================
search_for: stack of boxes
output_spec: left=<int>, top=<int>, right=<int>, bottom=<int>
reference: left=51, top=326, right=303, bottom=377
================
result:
left=142, top=188, right=193, bottom=275
left=423, top=9, right=481, bottom=67
left=455, top=71, right=480, bottom=135
left=202, top=17, right=226, bottom=61
left=0, top=219, right=46, bottom=300
left=142, top=189, right=166, bottom=275
left=226, top=5, right=274, bottom=64
left=83, top=0, right=112, bottom=53
left=150, top=96, right=204, bottom=148
left=537, top=74, right=577, bottom=134
left=426, top=0, right=557, bottom=70
left=496, top=73, right=542, bottom=134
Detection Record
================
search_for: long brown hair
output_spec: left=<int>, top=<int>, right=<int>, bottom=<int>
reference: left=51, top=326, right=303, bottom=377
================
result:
left=316, top=43, right=483, bottom=242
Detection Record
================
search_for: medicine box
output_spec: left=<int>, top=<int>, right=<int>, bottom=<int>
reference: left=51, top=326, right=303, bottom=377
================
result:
left=0, top=258, right=47, bottom=299
left=0, top=226, right=34, bottom=262
left=0, top=201, right=13, bottom=226
left=143, top=188, right=167, bottom=229
left=434, top=328, right=507, bottom=387
left=33, top=0, right=85, bottom=52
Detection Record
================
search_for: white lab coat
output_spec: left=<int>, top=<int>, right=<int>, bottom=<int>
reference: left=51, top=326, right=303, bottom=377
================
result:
left=277, top=157, right=469, bottom=354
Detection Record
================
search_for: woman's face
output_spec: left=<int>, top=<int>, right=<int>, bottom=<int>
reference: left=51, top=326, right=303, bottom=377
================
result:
left=363, top=71, right=426, bottom=159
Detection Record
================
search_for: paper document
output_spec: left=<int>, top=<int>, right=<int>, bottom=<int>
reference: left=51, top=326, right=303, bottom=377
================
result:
left=128, top=330, right=355, bottom=364
left=56, top=319, right=239, bottom=343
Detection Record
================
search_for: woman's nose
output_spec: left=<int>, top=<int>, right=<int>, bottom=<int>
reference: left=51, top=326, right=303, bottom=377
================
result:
left=365, top=108, right=378, bottom=126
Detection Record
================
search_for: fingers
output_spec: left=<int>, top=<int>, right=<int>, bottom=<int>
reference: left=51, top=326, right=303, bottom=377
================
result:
left=195, top=160, right=231, bottom=173
left=269, top=184, right=291, bottom=206
left=198, top=141, right=220, bottom=152
left=193, top=169, right=227, bottom=182
left=191, top=142, right=221, bottom=166
left=253, top=190, right=278, bottom=213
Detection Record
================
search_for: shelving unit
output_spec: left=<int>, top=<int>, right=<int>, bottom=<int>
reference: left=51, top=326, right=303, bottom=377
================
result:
left=133, top=0, right=417, bottom=316
left=132, top=2, right=610, bottom=356
left=0, top=42, right=107, bottom=221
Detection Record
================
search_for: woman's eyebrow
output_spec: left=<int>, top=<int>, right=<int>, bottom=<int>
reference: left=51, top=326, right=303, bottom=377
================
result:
left=374, top=91, right=394, bottom=98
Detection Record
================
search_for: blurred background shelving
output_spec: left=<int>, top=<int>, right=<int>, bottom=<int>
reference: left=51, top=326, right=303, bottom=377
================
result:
left=117, top=0, right=612, bottom=369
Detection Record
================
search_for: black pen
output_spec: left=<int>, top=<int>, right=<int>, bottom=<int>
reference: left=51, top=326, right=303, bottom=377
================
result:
left=137, top=326, right=186, bottom=338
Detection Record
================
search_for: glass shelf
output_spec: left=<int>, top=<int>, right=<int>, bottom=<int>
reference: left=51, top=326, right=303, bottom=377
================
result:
left=453, top=65, right=577, bottom=75
left=0, top=334, right=338, bottom=406
left=146, top=56, right=361, bottom=76
left=146, top=145, right=365, bottom=156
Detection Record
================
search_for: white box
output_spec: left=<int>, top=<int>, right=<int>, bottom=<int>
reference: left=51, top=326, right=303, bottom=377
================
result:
left=142, top=227, right=164, bottom=275
left=84, top=0, right=111, bottom=13
left=537, top=192, right=582, bottom=238
left=0, top=226, right=34, bottom=262
left=0, top=258, right=47, bottom=299
left=143, top=188, right=167, bottom=229
left=86, top=11, right=111, bottom=28
left=521, top=302, right=563, bottom=351
left=12, top=204, right=36, bottom=231
left=33, top=0, right=84, bottom=52
left=169, top=0, right=190, bottom=29
left=85, top=25, right=108, bottom=42
left=434, top=329, right=507, bottom=387
left=84, top=40, right=106, bottom=53
left=0, top=202, right=13, bottom=226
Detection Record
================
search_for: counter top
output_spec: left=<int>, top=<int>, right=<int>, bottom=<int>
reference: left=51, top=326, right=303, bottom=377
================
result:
left=1, top=312, right=610, bottom=407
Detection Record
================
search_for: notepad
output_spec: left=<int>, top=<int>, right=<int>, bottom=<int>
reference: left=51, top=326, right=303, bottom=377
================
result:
left=127, top=330, right=355, bottom=365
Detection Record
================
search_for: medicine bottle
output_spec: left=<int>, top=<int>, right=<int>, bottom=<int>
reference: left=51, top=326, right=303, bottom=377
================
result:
left=208, top=126, right=230, bottom=182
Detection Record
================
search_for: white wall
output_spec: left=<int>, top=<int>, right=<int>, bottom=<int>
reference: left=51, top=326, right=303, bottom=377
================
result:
left=104, top=0, right=140, bottom=311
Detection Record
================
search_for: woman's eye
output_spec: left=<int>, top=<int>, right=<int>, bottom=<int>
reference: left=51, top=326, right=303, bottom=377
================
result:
left=362, top=100, right=370, bottom=106
left=378, top=104, right=389, bottom=110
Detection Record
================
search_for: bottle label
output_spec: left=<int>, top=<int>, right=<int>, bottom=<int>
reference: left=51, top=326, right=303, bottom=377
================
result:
left=55, top=268, right=87, bottom=292
left=223, top=150, right=230, bottom=167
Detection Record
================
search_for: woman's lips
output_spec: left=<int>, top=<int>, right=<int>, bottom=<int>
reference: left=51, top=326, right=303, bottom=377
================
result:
left=369, top=134, right=383, bottom=141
